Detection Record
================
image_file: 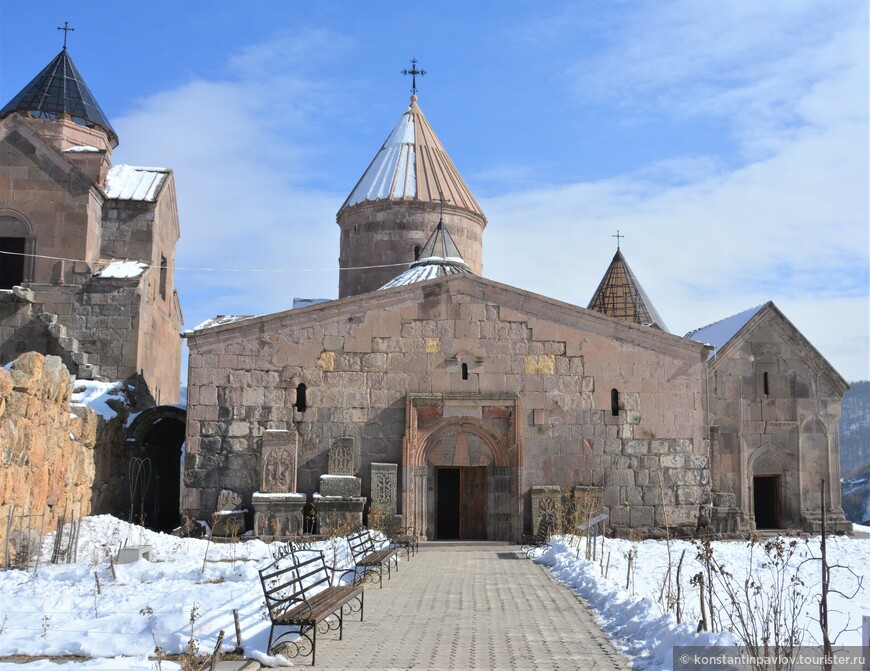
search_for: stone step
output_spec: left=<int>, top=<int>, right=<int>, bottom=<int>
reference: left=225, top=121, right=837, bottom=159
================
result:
left=76, top=362, right=98, bottom=380
left=48, top=321, right=67, bottom=339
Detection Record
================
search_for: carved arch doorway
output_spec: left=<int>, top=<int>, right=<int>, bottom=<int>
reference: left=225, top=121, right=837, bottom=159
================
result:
left=403, top=394, right=522, bottom=542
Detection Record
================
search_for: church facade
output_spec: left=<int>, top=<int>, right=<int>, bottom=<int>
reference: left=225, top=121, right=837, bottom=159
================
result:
left=184, top=93, right=851, bottom=539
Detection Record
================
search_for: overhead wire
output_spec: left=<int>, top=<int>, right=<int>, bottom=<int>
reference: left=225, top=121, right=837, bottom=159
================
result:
left=0, top=249, right=410, bottom=273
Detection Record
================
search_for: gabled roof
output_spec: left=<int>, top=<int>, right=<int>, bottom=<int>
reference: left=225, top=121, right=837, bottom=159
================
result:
left=685, top=301, right=849, bottom=393
left=587, top=249, right=668, bottom=331
left=684, top=303, right=766, bottom=354
left=104, top=165, right=170, bottom=202
left=0, top=49, right=117, bottom=145
left=378, top=221, right=473, bottom=290
left=339, top=95, right=486, bottom=220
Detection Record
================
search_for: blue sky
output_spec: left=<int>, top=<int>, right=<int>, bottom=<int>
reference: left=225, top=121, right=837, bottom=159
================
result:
left=1, top=1, right=867, bottom=381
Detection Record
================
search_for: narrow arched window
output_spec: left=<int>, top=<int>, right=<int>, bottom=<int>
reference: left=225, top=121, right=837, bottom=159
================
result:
left=461, top=363, right=469, bottom=380
left=294, top=383, right=307, bottom=413
left=763, top=372, right=769, bottom=396
left=414, top=245, right=421, bottom=261
left=159, top=254, right=168, bottom=300
left=610, top=388, right=619, bottom=416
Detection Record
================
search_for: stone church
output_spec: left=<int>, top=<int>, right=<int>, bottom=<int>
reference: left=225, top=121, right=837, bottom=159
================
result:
left=184, top=92, right=852, bottom=540
left=0, top=44, right=851, bottom=540
left=0, top=46, right=187, bottom=531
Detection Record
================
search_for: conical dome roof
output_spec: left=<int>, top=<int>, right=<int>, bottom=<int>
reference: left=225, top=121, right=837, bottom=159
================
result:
left=340, top=94, right=485, bottom=220
left=379, top=221, right=473, bottom=290
left=587, top=249, right=668, bottom=331
left=0, top=49, right=117, bottom=145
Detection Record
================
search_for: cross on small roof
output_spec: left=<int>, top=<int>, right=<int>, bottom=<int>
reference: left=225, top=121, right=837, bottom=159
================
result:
left=613, top=230, right=624, bottom=249
left=57, top=21, right=75, bottom=49
left=402, top=58, right=427, bottom=95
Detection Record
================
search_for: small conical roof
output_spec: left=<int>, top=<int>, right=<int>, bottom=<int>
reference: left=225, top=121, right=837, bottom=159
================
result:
left=0, top=49, right=117, bottom=145
left=587, top=249, right=668, bottom=331
left=379, top=221, right=473, bottom=290
left=340, top=94, right=485, bottom=220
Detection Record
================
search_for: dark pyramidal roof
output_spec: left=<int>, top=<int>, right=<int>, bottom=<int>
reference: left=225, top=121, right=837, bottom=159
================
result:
left=0, top=48, right=117, bottom=145
left=587, top=249, right=668, bottom=331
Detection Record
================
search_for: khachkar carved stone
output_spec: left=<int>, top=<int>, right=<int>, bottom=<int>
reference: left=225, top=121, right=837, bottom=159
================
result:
left=530, top=485, right=562, bottom=534
left=328, top=437, right=356, bottom=476
left=261, top=429, right=297, bottom=493
left=253, top=429, right=304, bottom=539
left=370, top=463, right=398, bottom=515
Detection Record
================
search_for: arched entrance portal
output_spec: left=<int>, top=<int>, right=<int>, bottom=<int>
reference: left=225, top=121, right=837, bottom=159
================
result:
left=403, top=395, right=522, bottom=542
left=128, top=406, right=186, bottom=532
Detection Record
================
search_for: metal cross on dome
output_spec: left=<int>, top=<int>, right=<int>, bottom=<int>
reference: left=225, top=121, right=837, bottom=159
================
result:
left=402, top=58, right=427, bottom=94
left=613, top=230, right=624, bottom=250
left=57, top=21, right=75, bottom=49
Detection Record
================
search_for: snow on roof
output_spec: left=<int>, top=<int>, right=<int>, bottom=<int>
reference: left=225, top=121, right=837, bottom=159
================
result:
left=104, top=164, right=169, bottom=201
left=345, top=112, right=417, bottom=206
left=63, top=145, right=100, bottom=153
left=192, top=315, right=256, bottom=331
left=95, top=260, right=148, bottom=279
left=684, top=304, right=767, bottom=354
left=379, top=259, right=470, bottom=290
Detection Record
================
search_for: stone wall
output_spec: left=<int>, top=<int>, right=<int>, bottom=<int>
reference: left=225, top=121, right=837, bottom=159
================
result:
left=185, top=275, right=711, bottom=538
left=0, top=352, right=97, bottom=551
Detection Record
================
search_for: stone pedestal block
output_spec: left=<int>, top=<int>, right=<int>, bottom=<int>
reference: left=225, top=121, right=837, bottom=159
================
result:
left=252, top=492, right=307, bottom=539
left=320, top=475, right=361, bottom=497
left=530, top=485, right=562, bottom=533
left=315, top=496, right=366, bottom=535
left=212, top=511, right=247, bottom=538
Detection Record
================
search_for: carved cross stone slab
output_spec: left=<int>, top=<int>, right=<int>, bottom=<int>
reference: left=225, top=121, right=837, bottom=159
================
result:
left=329, top=437, right=356, bottom=475
left=261, top=429, right=297, bottom=493
left=370, top=462, right=398, bottom=515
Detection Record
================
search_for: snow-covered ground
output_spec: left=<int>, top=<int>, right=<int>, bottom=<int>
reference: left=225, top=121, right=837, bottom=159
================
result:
left=537, top=527, right=870, bottom=670
left=1, top=517, right=868, bottom=670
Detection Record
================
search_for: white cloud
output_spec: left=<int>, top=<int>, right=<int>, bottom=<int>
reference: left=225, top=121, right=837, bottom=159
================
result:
left=107, top=7, right=867, bottom=381
left=485, top=2, right=868, bottom=379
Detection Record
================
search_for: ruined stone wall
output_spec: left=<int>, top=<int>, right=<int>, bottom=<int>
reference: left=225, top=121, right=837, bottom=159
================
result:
left=185, top=276, right=711, bottom=536
left=0, top=352, right=97, bottom=550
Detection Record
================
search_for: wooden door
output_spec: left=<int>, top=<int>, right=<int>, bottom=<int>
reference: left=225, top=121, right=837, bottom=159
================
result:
left=460, top=467, right=487, bottom=539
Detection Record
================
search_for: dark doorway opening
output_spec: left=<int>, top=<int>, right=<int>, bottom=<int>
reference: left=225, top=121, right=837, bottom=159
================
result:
left=437, top=468, right=460, bottom=539
left=436, top=466, right=487, bottom=540
left=0, top=237, right=25, bottom=289
left=140, top=418, right=185, bottom=532
left=753, top=475, right=781, bottom=529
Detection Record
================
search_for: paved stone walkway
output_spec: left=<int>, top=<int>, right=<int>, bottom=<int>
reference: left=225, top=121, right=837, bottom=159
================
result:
left=306, top=543, right=631, bottom=670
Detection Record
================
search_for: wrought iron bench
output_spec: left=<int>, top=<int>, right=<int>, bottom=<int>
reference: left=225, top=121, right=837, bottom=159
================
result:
left=389, top=526, right=419, bottom=559
left=347, top=528, right=401, bottom=588
left=521, top=518, right=554, bottom=557
left=259, top=549, right=364, bottom=665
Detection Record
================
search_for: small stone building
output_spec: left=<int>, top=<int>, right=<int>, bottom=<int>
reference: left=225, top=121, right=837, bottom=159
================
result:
left=0, top=47, right=187, bottom=530
left=0, top=47, right=183, bottom=406
left=184, top=92, right=851, bottom=538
